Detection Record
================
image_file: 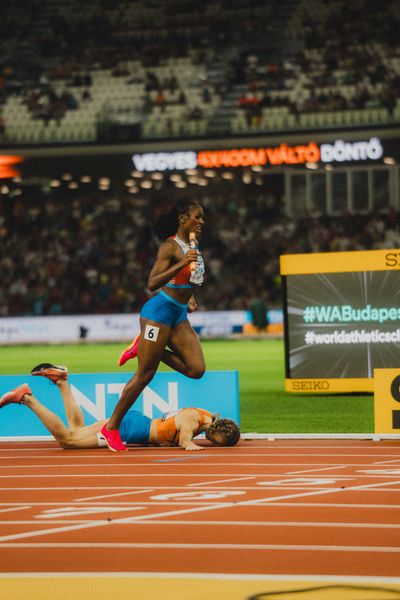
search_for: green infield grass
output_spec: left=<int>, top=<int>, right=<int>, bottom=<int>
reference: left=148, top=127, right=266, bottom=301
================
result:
left=0, top=339, right=373, bottom=433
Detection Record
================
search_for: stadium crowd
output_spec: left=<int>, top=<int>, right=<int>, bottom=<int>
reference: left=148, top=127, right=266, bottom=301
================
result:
left=1, top=0, right=400, bottom=142
left=1, top=0, right=399, bottom=318
left=1, top=183, right=399, bottom=318
left=233, top=0, right=400, bottom=127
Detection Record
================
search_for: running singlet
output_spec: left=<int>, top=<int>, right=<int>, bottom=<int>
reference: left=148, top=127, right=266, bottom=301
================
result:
left=166, top=235, right=205, bottom=288
left=155, top=408, right=212, bottom=445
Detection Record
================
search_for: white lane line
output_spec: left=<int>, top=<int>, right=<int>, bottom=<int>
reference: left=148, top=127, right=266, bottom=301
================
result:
left=255, top=502, right=400, bottom=509
left=2, top=471, right=400, bottom=479
left=0, top=501, right=238, bottom=508
left=257, top=487, right=400, bottom=492
left=187, top=476, right=256, bottom=487
left=0, top=542, right=399, bottom=553
left=1, top=520, right=113, bottom=524
left=2, top=519, right=399, bottom=529
left=74, top=489, right=154, bottom=502
left=2, top=456, right=400, bottom=468
left=1, top=484, right=400, bottom=493
left=2, top=500, right=400, bottom=510
left=102, top=519, right=400, bottom=529
left=0, top=573, right=399, bottom=586
left=0, top=506, right=31, bottom=514
left=287, top=466, right=348, bottom=475
left=2, top=499, right=400, bottom=509
left=3, top=501, right=400, bottom=509
left=0, top=452, right=383, bottom=460
left=346, top=480, right=400, bottom=491
left=1, top=486, right=198, bottom=491
left=2, top=486, right=400, bottom=496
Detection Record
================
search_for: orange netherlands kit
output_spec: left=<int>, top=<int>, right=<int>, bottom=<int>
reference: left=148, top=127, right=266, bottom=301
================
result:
left=155, top=408, right=212, bottom=445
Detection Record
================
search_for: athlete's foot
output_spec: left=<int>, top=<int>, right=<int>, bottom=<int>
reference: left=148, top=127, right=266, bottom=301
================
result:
left=100, top=424, right=128, bottom=452
left=118, top=335, right=139, bottom=366
left=0, top=384, right=32, bottom=408
left=31, top=363, right=68, bottom=383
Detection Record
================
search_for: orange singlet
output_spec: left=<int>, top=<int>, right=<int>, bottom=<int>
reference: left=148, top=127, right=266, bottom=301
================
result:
left=154, top=408, right=212, bottom=445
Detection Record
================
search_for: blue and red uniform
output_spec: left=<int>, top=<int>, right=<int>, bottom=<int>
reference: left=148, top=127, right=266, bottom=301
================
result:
left=140, top=235, right=205, bottom=327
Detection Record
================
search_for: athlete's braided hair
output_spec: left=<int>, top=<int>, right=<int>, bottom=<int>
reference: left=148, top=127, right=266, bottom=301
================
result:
left=153, top=199, right=202, bottom=241
left=206, top=418, right=241, bottom=446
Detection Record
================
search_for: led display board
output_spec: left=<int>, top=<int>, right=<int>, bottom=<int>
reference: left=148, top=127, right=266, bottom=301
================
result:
left=280, top=249, right=400, bottom=393
left=132, top=137, right=384, bottom=171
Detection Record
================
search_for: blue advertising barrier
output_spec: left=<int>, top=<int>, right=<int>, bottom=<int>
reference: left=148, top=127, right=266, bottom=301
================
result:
left=0, top=371, right=239, bottom=440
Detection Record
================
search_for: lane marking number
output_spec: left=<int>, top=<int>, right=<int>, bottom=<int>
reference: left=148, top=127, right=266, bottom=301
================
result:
left=150, top=491, right=245, bottom=501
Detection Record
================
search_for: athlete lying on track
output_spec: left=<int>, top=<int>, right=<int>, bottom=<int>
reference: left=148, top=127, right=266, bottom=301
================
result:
left=0, top=363, right=240, bottom=451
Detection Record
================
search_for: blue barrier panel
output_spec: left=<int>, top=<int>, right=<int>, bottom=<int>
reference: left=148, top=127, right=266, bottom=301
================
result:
left=0, top=371, right=239, bottom=440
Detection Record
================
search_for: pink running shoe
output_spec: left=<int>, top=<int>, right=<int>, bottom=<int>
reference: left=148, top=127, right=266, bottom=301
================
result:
left=118, top=335, right=139, bottom=366
left=31, top=363, right=68, bottom=383
left=0, top=384, right=32, bottom=408
left=100, top=424, right=128, bottom=452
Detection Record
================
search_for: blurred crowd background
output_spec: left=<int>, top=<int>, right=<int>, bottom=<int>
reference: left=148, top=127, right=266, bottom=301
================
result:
left=1, top=0, right=400, bottom=143
left=1, top=0, right=400, bottom=318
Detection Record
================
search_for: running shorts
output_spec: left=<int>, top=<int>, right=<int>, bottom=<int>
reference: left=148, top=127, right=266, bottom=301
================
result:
left=140, top=290, right=188, bottom=327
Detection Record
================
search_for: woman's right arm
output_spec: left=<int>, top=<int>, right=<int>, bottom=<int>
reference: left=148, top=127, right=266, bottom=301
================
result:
left=176, top=410, right=203, bottom=451
left=147, top=239, right=197, bottom=292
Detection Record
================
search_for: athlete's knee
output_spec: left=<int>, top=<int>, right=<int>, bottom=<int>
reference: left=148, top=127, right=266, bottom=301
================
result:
left=186, top=364, right=205, bottom=379
left=58, top=431, right=74, bottom=449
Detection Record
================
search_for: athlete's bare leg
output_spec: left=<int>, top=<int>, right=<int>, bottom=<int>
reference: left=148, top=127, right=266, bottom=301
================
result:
left=22, top=392, right=70, bottom=444
left=57, top=379, right=84, bottom=429
left=105, top=319, right=205, bottom=431
left=20, top=390, right=102, bottom=449
left=106, top=318, right=172, bottom=430
left=162, top=320, right=205, bottom=378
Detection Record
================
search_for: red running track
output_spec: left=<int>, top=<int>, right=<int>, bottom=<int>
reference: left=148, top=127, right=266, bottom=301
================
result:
left=0, top=439, right=400, bottom=578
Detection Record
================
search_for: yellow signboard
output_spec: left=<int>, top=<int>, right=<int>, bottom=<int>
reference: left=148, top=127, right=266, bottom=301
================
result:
left=374, top=368, right=400, bottom=433
left=280, top=248, right=400, bottom=275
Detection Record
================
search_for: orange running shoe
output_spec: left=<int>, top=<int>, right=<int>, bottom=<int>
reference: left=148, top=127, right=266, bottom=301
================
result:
left=31, top=363, right=68, bottom=383
left=100, top=424, right=128, bottom=452
left=118, top=335, right=139, bottom=366
left=0, top=383, right=32, bottom=408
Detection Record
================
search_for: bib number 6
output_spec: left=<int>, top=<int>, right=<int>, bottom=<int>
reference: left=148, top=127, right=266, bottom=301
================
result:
left=144, top=324, right=160, bottom=342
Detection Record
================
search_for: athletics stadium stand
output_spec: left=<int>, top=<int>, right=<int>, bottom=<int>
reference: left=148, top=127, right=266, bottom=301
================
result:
left=1, top=0, right=400, bottom=145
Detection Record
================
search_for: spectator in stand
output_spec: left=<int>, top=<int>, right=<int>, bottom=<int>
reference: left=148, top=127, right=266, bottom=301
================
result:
left=154, top=89, right=166, bottom=112
left=188, top=106, right=203, bottom=120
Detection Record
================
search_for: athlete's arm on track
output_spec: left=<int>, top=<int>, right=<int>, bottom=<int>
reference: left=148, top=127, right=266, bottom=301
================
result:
left=147, top=239, right=196, bottom=291
left=176, top=410, right=204, bottom=451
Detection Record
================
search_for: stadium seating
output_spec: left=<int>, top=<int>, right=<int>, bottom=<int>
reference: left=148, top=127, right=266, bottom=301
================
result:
left=1, top=0, right=399, bottom=145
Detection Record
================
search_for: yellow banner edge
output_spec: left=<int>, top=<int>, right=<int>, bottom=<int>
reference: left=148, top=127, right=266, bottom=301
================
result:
left=280, top=248, right=400, bottom=275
